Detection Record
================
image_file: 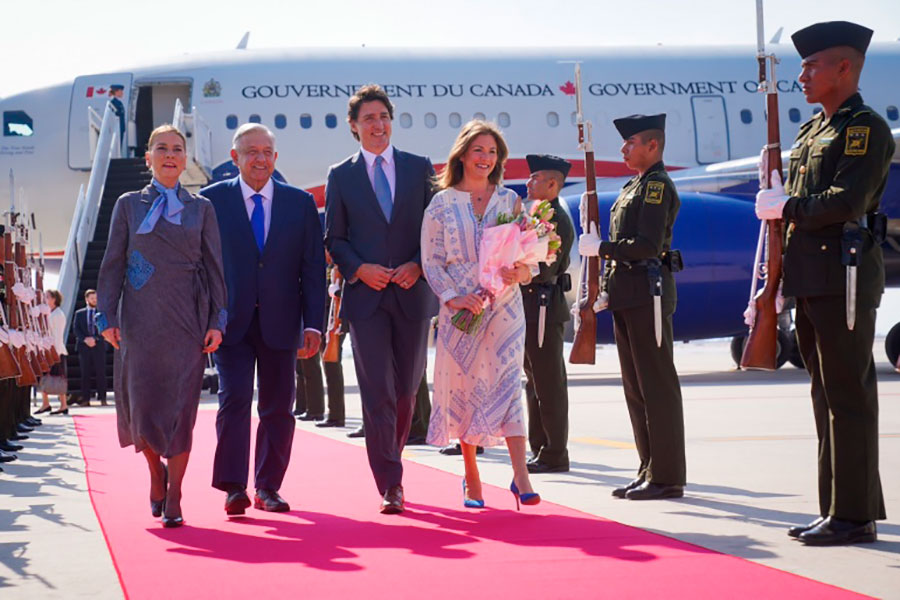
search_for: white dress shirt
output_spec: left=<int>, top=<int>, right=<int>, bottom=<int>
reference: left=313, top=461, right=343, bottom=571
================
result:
left=50, top=307, right=68, bottom=355
left=360, top=145, right=396, bottom=202
left=239, top=177, right=274, bottom=242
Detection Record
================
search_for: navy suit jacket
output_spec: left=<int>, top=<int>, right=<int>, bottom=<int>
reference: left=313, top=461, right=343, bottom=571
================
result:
left=73, top=307, right=104, bottom=350
left=324, top=148, right=438, bottom=321
left=201, top=176, right=325, bottom=350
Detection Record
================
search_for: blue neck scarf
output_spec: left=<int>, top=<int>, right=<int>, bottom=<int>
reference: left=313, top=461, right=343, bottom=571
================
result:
left=137, top=179, right=185, bottom=234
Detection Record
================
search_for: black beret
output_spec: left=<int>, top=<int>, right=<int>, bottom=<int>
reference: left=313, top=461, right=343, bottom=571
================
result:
left=791, top=21, right=873, bottom=59
left=110, top=84, right=125, bottom=91
left=613, top=114, right=666, bottom=140
left=526, top=154, right=571, bottom=178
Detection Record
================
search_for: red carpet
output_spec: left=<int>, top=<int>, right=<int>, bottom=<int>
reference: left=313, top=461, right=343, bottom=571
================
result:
left=75, top=412, right=865, bottom=600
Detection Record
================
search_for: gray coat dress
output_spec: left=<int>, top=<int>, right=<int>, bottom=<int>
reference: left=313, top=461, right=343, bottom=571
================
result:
left=96, top=184, right=227, bottom=457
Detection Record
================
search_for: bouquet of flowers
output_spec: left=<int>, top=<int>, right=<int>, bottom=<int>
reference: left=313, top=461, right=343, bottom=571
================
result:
left=452, top=199, right=562, bottom=334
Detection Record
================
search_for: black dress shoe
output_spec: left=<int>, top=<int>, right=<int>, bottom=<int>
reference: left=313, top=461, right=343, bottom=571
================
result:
left=438, top=443, right=484, bottom=456
left=25, top=416, right=43, bottom=425
left=0, top=450, right=17, bottom=463
left=50, top=408, right=69, bottom=415
left=224, top=487, right=251, bottom=516
left=0, top=440, right=23, bottom=452
left=34, top=406, right=52, bottom=415
left=161, top=515, right=184, bottom=528
left=315, top=418, right=345, bottom=428
left=612, top=476, right=646, bottom=499
left=405, top=435, right=428, bottom=445
left=787, top=516, right=826, bottom=538
left=9, top=433, right=28, bottom=441
left=526, top=461, right=569, bottom=474
left=296, top=412, right=324, bottom=422
left=798, top=516, right=876, bottom=546
left=254, top=489, right=290, bottom=512
left=16, top=423, right=33, bottom=433
left=380, top=484, right=404, bottom=514
left=346, top=426, right=366, bottom=438
left=625, top=481, right=684, bottom=500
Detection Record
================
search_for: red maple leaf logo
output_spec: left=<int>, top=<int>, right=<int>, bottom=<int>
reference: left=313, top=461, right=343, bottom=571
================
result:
left=559, top=81, right=576, bottom=95
left=95, top=87, right=107, bottom=95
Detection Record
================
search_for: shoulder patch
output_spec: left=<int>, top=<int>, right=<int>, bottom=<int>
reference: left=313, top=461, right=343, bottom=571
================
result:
left=645, top=181, right=665, bottom=204
left=845, top=126, right=869, bottom=156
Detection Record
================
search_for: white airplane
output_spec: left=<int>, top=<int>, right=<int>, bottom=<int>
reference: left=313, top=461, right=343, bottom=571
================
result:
left=2, top=42, right=899, bottom=364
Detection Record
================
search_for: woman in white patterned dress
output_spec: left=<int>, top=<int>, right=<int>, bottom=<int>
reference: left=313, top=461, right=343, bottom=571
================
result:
left=421, top=120, right=540, bottom=510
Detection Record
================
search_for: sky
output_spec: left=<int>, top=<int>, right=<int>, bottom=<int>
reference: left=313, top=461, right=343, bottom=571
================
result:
left=6, top=0, right=900, bottom=339
left=3, top=0, right=900, bottom=98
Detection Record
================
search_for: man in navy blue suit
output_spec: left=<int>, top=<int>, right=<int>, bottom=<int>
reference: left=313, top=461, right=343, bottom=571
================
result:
left=325, top=85, right=437, bottom=514
left=203, top=124, right=325, bottom=515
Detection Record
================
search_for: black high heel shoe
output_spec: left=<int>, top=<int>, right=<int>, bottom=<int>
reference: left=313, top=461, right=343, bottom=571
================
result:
left=150, top=465, right=168, bottom=518
left=509, top=480, right=540, bottom=511
left=35, top=406, right=52, bottom=415
left=161, top=515, right=184, bottom=528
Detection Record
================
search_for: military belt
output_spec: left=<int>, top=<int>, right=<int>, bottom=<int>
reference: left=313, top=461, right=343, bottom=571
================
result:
left=616, top=249, right=683, bottom=272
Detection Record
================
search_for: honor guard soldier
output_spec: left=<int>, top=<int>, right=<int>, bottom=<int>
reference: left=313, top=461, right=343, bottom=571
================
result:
left=521, top=154, right=575, bottom=474
left=755, top=21, right=892, bottom=545
left=579, top=113, right=686, bottom=500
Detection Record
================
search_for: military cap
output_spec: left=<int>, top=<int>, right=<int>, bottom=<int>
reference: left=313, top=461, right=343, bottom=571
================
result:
left=526, top=154, right=571, bottom=178
left=613, top=114, right=666, bottom=140
left=791, top=21, right=873, bottom=59
left=110, top=84, right=125, bottom=91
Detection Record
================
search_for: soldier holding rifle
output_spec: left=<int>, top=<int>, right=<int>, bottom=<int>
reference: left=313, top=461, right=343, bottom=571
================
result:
left=754, top=21, right=892, bottom=545
left=579, top=114, right=685, bottom=501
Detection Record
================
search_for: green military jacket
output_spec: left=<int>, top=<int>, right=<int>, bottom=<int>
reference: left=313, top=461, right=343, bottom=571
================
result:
left=521, top=197, right=575, bottom=323
left=598, top=161, right=680, bottom=312
left=783, top=93, right=894, bottom=307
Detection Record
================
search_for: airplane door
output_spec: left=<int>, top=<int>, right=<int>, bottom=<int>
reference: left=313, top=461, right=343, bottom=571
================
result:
left=68, top=73, right=133, bottom=169
left=690, top=95, right=731, bottom=164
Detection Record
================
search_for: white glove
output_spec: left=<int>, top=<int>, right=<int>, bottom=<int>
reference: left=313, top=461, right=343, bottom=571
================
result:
left=578, top=221, right=602, bottom=257
left=328, top=282, right=340, bottom=298
left=755, top=170, right=788, bottom=220
left=743, top=281, right=786, bottom=326
left=593, top=291, right=609, bottom=313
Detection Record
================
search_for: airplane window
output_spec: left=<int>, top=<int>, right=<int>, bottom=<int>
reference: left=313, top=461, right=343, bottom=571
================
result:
left=740, top=109, right=752, bottom=124
left=498, top=112, right=510, bottom=127
left=449, top=112, right=461, bottom=128
left=3, top=110, right=34, bottom=136
left=474, top=112, right=486, bottom=120
left=225, top=114, right=238, bottom=130
left=249, top=114, right=262, bottom=124
left=325, top=114, right=338, bottom=129
left=300, top=114, right=312, bottom=129
left=788, top=108, right=801, bottom=123
left=399, top=113, right=412, bottom=128
left=274, top=114, right=287, bottom=129
left=887, top=106, right=899, bottom=121
left=424, top=113, right=437, bottom=129
left=547, top=112, right=559, bottom=127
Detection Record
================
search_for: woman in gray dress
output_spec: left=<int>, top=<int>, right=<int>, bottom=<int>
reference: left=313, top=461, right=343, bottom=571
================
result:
left=97, top=124, right=226, bottom=527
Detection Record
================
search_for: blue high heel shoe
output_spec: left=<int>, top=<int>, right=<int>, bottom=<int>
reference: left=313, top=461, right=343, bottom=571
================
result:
left=510, top=480, right=540, bottom=511
left=462, top=479, right=485, bottom=508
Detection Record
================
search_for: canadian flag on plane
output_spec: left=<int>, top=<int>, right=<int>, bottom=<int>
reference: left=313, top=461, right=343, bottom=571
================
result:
left=85, top=86, right=108, bottom=98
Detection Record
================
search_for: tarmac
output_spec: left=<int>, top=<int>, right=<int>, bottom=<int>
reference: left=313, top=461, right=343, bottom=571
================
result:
left=1, top=338, right=898, bottom=599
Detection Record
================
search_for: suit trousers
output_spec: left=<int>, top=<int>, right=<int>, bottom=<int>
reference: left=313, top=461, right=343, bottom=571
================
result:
left=348, top=286, right=430, bottom=495
left=212, top=312, right=297, bottom=492
left=79, top=343, right=107, bottom=403
left=408, top=373, right=431, bottom=439
left=524, top=321, right=569, bottom=467
left=295, top=334, right=345, bottom=421
left=794, top=296, right=885, bottom=521
left=612, top=303, right=686, bottom=486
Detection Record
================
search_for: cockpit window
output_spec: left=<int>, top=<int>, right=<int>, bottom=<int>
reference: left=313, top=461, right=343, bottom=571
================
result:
left=3, top=111, right=33, bottom=136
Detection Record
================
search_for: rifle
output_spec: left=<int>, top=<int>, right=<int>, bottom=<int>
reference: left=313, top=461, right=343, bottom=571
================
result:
left=0, top=225, right=22, bottom=380
left=569, top=63, right=601, bottom=365
left=5, top=227, right=36, bottom=386
left=15, top=220, right=49, bottom=374
left=322, top=266, right=343, bottom=364
left=740, top=0, right=785, bottom=371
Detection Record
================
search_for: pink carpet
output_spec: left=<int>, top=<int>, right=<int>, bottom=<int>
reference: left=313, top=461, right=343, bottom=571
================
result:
left=74, top=412, right=866, bottom=599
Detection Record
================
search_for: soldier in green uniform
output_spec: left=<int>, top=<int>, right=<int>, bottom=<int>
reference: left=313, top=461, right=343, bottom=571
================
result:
left=755, top=21, right=892, bottom=545
left=521, top=154, right=575, bottom=474
left=579, top=113, right=686, bottom=500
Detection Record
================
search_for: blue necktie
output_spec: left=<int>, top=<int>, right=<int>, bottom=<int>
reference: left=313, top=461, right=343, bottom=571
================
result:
left=137, top=180, right=184, bottom=234
left=250, top=193, right=265, bottom=252
left=373, top=155, right=392, bottom=222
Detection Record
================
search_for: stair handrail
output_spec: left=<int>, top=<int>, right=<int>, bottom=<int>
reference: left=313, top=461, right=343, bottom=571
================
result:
left=59, top=102, right=118, bottom=329
left=190, top=107, right=214, bottom=177
left=173, top=97, right=186, bottom=133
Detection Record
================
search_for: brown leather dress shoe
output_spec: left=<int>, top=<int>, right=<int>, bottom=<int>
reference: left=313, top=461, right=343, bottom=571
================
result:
left=224, top=487, right=251, bottom=516
left=380, top=484, right=404, bottom=514
left=254, top=489, right=290, bottom=512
